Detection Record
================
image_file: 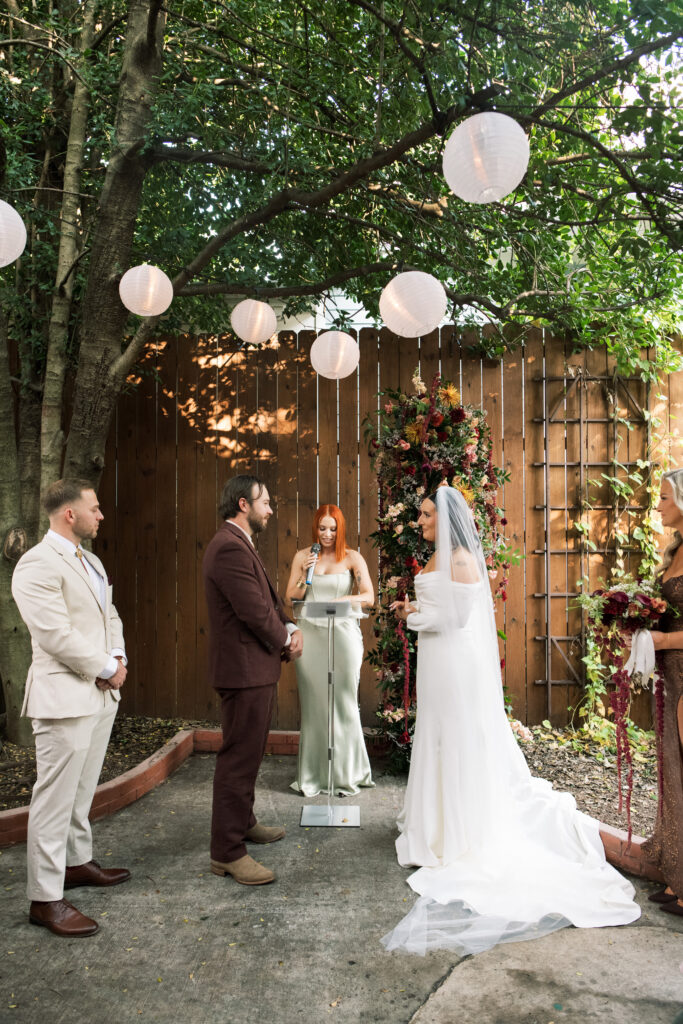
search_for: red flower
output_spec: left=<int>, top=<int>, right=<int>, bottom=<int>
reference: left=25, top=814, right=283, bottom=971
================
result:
left=500, top=517, right=508, bottom=526
left=437, top=430, right=448, bottom=442
left=450, top=407, right=466, bottom=424
left=500, top=658, right=506, bottom=669
left=431, top=412, right=444, bottom=427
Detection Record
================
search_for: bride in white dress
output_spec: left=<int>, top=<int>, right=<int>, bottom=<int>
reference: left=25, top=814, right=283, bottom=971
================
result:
left=383, top=485, right=640, bottom=956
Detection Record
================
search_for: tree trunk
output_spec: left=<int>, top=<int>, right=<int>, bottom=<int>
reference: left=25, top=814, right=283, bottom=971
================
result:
left=0, top=311, right=34, bottom=746
left=64, top=0, right=166, bottom=480
left=39, top=0, right=96, bottom=513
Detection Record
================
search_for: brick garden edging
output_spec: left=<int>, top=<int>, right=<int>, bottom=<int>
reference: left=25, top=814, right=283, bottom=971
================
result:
left=0, top=728, right=381, bottom=848
left=0, top=729, right=664, bottom=883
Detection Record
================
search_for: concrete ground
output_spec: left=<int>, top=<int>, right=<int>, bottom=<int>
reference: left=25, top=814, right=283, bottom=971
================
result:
left=1, top=753, right=682, bottom=1024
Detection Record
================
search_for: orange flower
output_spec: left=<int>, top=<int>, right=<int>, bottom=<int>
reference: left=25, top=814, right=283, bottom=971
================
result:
left=438, top=384, right=460, bottom=407
left=404, top=422, right=423, bottom=445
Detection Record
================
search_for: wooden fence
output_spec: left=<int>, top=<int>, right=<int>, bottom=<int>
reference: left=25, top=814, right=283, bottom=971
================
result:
left=94, top=327, right=683, bottom=729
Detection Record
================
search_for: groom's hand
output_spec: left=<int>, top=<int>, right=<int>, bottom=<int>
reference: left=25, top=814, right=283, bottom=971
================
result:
left=288, top=629, right=303, bottom=659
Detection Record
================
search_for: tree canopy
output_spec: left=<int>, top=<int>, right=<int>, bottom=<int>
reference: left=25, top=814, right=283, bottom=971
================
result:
left=3, top=0, right=683, bottom=374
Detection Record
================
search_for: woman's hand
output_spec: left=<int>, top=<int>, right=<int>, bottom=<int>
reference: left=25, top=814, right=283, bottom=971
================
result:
left=624, top=630, right=667, bottom=651
left=650, top=631, right=667, bottom=650
left=302, top=549, right=318, bottom=572
left=390, top=595, right=417, bottom=621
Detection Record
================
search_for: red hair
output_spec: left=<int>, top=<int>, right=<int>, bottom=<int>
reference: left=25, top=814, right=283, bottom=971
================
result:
left=312, top=504, right=347, bottom=562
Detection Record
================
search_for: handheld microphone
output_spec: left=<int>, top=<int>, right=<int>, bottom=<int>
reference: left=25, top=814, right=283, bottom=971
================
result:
left=305, top=543, right=321, bottom=586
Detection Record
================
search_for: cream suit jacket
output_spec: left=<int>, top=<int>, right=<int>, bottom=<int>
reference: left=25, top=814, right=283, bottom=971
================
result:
left=11, top=535, right=126, bottom=719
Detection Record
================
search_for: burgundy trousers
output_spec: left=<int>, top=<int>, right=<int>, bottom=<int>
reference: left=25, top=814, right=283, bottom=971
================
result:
left=210, top=682, right=277, bottom=863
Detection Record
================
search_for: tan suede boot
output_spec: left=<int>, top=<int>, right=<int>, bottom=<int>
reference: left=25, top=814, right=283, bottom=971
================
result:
left=245, top=823, right=286, bottom=844
left=211, top=854, right=275, bottom=885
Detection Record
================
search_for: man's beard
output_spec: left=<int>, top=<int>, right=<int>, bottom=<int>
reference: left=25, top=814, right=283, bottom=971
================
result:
left=73, top=513, right=98, bottom=541
left=247, top=509, right=267, bottom=534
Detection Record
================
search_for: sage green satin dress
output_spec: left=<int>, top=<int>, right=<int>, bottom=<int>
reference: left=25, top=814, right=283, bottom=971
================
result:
left=291, top=571, right=374, bottom=796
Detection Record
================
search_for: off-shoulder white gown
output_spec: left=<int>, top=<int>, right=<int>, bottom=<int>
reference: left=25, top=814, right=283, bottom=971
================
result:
left=382, top=571, right=640, bottom=956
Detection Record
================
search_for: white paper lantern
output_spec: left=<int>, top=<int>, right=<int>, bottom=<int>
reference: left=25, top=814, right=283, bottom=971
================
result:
left=230, top=298, right=277, bottom=345
left=119, top=263, right=173, bottom=316
left=442, top=112, right=529, bottom=204
left=0, top=200, right=27, bottom=267
left=379, top=271, right=447, bottom=338
left=310, top=331, right=359, bottom=379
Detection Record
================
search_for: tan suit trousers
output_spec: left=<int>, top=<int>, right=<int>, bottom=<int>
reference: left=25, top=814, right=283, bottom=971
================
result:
left=26, top=699, right=118, bottom=901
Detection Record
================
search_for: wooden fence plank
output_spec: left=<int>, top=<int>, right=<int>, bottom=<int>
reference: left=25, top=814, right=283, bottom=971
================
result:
left=338, top=333, right=359, bottom=551
left=255, top=339, right=279, bottom=585
left=524, top=328, right=547, bottom=724
left=154, top=337, right=178, bottom=717
left=273, top=331, right=299, bottom=730
left=317, top=370, right=337, bottom=507
left=420, top=328, right=440, bottom=385
left=195, top=334, right=219, bottom=721
left=175, top=335, right=199, bottom=719
left=501, top=341, right=525, bottom=719
left=358, top=327, right=380, bottom=722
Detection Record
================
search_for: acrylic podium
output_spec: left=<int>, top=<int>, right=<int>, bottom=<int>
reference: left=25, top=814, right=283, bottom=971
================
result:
left=292, top=599, right=366, bottom=827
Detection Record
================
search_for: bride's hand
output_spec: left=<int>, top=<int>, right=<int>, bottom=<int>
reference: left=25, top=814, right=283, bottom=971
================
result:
left=390, top=595, right=417, bottom=620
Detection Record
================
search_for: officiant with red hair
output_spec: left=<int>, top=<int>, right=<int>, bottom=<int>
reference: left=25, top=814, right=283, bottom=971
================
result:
left=285, top=504, right=375, bottom=796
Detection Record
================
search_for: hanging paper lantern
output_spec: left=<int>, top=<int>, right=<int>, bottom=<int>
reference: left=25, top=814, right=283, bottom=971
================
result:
left=0, top=200, right=27, bottom=268
left=310, top=331, right=359, bottom=379
left=442, top=112, right=529, bottom=204
left=230, top=298, right=277, bottom=345
left=119, top=263, right=173, bottom=316
left=379, top=271, right=447, bottom=338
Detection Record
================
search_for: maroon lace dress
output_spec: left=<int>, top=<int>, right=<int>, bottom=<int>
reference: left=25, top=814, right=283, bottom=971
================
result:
left=642, top=575, right=683, bottom=896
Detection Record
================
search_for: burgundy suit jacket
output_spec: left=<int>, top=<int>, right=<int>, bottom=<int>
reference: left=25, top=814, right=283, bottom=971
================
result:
left=202, top=521, right=291, bottom=689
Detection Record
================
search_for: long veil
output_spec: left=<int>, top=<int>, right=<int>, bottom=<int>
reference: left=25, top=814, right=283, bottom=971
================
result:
left=381, top=486, right=640, bottom=956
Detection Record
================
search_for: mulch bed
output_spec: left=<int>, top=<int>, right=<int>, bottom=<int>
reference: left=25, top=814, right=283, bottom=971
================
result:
left=0, top=715, right=659, bottom=837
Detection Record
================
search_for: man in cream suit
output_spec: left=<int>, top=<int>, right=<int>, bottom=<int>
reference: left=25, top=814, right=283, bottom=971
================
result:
left=11, top=479, right=131, bottom=937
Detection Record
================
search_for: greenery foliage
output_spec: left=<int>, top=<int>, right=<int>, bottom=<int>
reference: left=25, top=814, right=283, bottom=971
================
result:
left=2, top=1, right=683, bottom=368
left=364, top=368, right=513, bottom=767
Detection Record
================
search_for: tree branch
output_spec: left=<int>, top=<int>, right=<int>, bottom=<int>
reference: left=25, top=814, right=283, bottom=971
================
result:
left=0, top=38, right=88, bottom=84
left=177, top=261, right=396, bottom=298
left=539, top=118, right=681, bottom=246
left=145, top=145, right=274, bottom=174
left=530, top=29, right=683, bottom=119
left=146, top=0, right=164, bottom=53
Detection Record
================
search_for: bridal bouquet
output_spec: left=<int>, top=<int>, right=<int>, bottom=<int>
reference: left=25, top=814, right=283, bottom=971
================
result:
left=584, top=580, right=667, bottom=638
left=578, top=576, right=667, bottom=836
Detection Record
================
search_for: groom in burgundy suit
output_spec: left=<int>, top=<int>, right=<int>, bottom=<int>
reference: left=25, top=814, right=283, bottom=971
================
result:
left=202, top=475, right=302, bottom=885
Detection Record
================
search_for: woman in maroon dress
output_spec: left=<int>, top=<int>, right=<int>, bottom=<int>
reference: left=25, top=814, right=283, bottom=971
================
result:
left=640, top=469, right=683, bottom=916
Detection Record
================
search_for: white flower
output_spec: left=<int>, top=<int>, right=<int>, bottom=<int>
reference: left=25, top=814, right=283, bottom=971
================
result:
left=412, top=370, right=427, bottom=395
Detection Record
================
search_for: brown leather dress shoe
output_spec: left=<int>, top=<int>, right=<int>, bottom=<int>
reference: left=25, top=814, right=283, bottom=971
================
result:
left=210, top=854, right=275, bottom=885
left=245, top=823, right=286, bottom=844
left=29, top=899, right=99, bottom=937
left=648, top=887, right=677, bottom=904
left=659, top=899, right=683, bottom=917
left=64, top=860, right=131, bottom=889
